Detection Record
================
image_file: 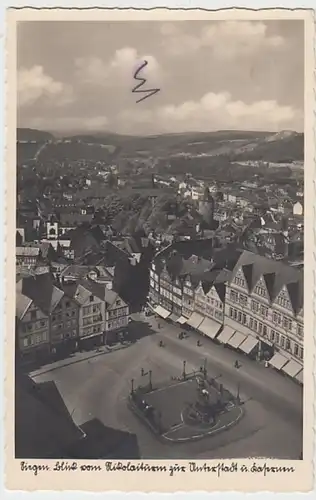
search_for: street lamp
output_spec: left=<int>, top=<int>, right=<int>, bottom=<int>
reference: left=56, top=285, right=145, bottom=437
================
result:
left=182, top=360, right=186, bottom=380
left=148, top=370, right=152, bottom=390
left=236, top=382, right=240, bottom=403
left=130, top=378, right=134, bottom=395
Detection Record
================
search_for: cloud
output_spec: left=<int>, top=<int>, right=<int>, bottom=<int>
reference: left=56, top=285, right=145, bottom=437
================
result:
left=18, top=65, right=73, bottom=107
left=75, top=47, right=162, bottom=87
left=161, top=21, right=285, bottom=58
left=116, top=91, right=302, bottom=134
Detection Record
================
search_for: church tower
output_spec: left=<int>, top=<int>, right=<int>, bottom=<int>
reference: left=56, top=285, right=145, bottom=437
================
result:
left=198, top=187, right=215, bottom=226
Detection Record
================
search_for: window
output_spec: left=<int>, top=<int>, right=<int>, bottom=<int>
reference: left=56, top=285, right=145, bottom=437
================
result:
left=30, top=310, right=36, bottom=320
left=230, top=290, right=238, bottom=302
left=263, top=325, right=267, bottom=337
left=286, top=338, right=291, bottom=351
left=238, top=311, right=242, bottom=323
left=239, top=294, right=248, bottom=307
left=242, top=313, right=247, bottom=325
left=229, top=307, right=233, bottom=318
left=280, top=335, right=285, bottom=348
left=40, top=320, right=46, bottom=327
left=283, top=317, right=292, bottom=331
left=250, top=318, right=254, bottom=330
left=89, top=295, right=94, bottom=303
left=270, top=329, right=275, bottom=342
left=297, top=324, right=303, bottom=337
left=65, top=300, right=70, bottom=308
left=251, top=300, right=259, bottom=313
left=275, top=332, right=280, bottom=344
left=254, top=320, right=258, bottom=331
left=294, top=343, right=299, bottom=356
left=299, top=347, right=304, bottom=360
left=258, top=322, right=263, bottom=334
left=254, top=284, right=266, bottom=297
left=273, top=311, right=282, bottom=325
left=234, top=277, right=245, bottom=287
left=116, top=300, right=121, bottom=306
left=260, top=305, right=268, bottom=318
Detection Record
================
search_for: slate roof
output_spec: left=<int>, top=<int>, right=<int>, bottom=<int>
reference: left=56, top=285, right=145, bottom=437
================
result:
left=15, top=372, right=84, bottom=459
left=70, top=419, right=140, bottom=459
left=19, top=273, right=64, bottom=315
left=64, top=278, right=124, bottom=307
left=231, top=249, right=303, bottom=313
left=16, top=280, right=32, bottom=320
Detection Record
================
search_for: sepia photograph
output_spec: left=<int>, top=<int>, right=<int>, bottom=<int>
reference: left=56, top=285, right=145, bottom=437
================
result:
left=5, top=6, right=315, bottom=493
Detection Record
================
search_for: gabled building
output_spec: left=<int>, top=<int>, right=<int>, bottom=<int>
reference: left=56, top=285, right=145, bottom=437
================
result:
left=16, top=246, right=40, bottom=267
left=63, top=278, right=129, bottom=348
left=16, top=278, right=50, bottom=364
left=223, top=250, right=303, bottom=383
left=16, top=273, right=79, bottom=360
left=194, top=268, right=232, bottom=339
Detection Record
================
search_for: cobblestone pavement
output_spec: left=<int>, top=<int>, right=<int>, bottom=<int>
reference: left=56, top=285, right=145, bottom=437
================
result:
left=32, top=312, right=303, bottom=459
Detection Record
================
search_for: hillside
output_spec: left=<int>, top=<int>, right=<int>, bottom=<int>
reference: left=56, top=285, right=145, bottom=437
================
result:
left=17, top=128, right=54, bottom=142
left=17, top=128, right=303, bottom=166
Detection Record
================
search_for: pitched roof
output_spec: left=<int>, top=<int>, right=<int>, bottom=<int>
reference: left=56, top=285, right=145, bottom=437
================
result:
left=15, top=373, right=83, bottom=459
left=21, top=273, right=64, bottom=314
left=231, top=250, right=303, bottom=313
left=16, top=280, right=32, bottom=320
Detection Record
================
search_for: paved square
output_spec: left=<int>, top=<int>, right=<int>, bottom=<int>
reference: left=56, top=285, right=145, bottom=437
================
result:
left=144, top=379, right=198, bottom=431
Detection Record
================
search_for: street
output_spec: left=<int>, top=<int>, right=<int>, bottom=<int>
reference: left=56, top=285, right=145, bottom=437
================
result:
left=32, top=313, right=303, bottom=459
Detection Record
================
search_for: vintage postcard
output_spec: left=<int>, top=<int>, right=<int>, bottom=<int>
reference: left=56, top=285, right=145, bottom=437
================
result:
left=4, top=6, right=315, bottom=493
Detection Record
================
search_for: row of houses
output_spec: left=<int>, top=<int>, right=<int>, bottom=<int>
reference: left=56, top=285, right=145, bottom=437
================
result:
left=16, top=272, right=129, bottom=364
left=148, top=247, right=304, bottom=383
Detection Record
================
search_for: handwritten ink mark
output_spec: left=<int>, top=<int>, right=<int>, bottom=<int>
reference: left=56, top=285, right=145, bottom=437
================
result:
left=132, top=60, right=160, bottom=104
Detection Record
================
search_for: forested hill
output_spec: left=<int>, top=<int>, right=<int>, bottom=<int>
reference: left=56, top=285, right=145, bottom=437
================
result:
left=17, top=128, right=55, bottom=142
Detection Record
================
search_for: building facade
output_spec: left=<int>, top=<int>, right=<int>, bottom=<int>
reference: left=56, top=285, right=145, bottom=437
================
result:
left=16, top=297, right=50, bottom=363
left=182, top=276, right=195, bottom=319
left=50, top=294, right=79, bottom=354
left=224, top=251, right=303, bottom=377
left=16, top=247, right=40, bottom=267
left=105, top=291, right=129, bottom=342
left=195, top=282, right=224, bottom=325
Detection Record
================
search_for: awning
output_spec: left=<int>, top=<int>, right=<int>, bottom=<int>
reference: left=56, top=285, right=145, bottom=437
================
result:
left=198, top=318, right=221, bottom=339
left=187, top=312, right=204, bottom=329
left=176, top=316, right=188, bottom=324
left=217, top=326, right=235, bottom=344
left=269, top=352, right=289, bottom=370
left=282, top=359, right=303, bottom=378
left=168, top=313, right=180, bottom=323
left=295, top=369, right=303, bottom=384
left=239, top=336, right=259, bottom=354
left=227, top=331, right=247, bottom=349
left=154, top=306, right=171, bottom=319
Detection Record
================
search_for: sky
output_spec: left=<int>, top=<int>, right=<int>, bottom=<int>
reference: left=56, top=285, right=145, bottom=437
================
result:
left=17, top=20, right=304, bottom=135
